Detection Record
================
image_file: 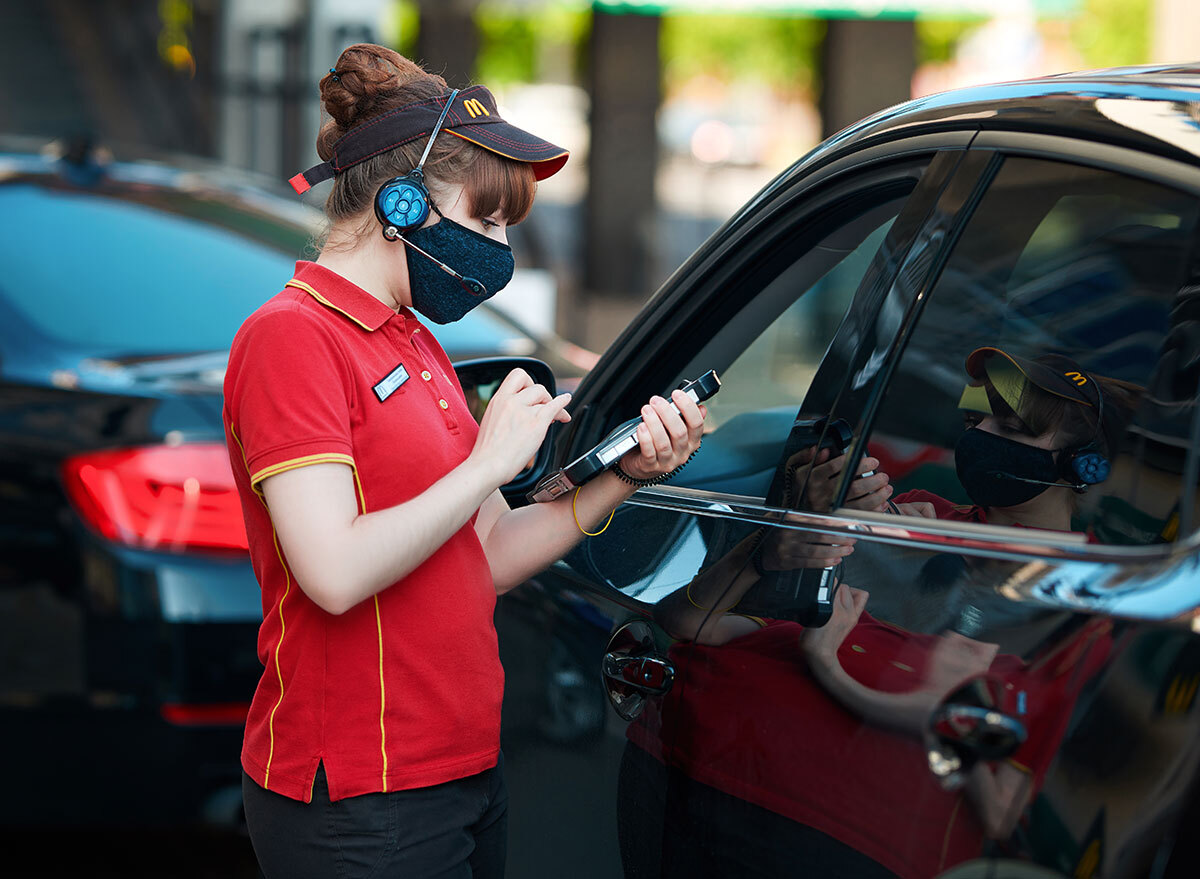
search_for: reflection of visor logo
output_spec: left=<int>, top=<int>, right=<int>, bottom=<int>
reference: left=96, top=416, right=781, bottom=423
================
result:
left=463, top=98, right=489, bottom=118
left=1065, top=371, right=1088, bottom=386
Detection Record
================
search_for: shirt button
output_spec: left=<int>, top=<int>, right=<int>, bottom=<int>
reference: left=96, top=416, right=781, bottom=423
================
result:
left=422, top=371, right=432, bottom=381
left=439, top=399, right=449, bottom=409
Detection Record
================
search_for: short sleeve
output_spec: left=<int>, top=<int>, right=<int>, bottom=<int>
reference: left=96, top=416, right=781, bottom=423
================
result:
left=225, top=306, right=355, bottom=491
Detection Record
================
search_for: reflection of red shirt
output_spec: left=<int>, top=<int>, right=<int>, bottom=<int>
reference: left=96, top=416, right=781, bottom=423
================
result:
left=893, top=489, right=985, bottom=522
left=894, top=490, right=1099, bottom=543
left=631, top=612, right=1112, bottom=877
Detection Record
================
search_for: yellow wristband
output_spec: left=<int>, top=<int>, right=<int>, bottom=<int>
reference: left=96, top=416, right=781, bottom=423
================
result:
left=685, top=580, right=738, bottom=614
left=573, top=486, right=615, bottom=537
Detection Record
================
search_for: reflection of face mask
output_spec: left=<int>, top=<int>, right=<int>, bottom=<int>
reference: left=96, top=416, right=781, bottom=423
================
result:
left=954, top=427, right=1059, bottom=508
left=404, top=218, right=515, bottom=324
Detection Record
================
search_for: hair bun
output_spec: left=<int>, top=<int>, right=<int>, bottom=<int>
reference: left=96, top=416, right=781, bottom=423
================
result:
left=316, top=44, right=447, bottom=161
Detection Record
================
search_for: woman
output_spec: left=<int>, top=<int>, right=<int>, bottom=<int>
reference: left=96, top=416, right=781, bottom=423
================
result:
left=223, top=45, right=706, bottom=878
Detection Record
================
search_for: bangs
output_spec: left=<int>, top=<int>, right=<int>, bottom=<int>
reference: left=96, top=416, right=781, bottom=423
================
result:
left=985, top=381, right=1063, bottom=438
left=462, top=149, right=537, bottom=224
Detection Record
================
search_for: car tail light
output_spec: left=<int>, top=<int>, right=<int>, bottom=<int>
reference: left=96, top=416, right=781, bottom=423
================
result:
left=161, top=702, right=251, bottom=727
left=62, top=444, right=249, bottom=553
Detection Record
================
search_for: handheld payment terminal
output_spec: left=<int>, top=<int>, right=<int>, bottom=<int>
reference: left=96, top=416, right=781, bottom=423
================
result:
left=528, top=370, right=721, bottom=503
left=740, top=416, right=874, bottom=627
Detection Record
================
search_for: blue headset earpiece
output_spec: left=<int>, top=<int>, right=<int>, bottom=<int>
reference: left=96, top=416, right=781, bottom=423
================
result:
left=375, top=173, right=430, bottom=234
left=1057, top=377, right=1111, bottom=488
left=374, top=88, right=459, bottom=241
left=1060, top=444, right=1111, bottom=486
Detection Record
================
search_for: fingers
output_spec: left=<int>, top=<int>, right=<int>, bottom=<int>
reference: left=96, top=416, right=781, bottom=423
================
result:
left=763, top=533, right=856, bottom=570
left=671, top=389, right=705, bottom=434
left=541, top=392, right=573, bottom=425
left=515, top=383, right=553, bottom=406
left=846, top=469, right=889, bottom=497
left=849, top=586, right=869, bottom=616
left=845, top=482, right=893, bottom=512
left=652, top=395, right=689, bottom=446
left=497, top=367, right=534, bottom=396
left=811, top=451, right=844, bottom=481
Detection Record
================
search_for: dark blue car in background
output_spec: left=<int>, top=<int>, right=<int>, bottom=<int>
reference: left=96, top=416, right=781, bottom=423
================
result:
left=0, top=139, right=588, bottom=834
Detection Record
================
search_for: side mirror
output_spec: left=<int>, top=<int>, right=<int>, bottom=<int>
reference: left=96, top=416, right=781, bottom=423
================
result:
left=452, top=356, right=558, bottom=501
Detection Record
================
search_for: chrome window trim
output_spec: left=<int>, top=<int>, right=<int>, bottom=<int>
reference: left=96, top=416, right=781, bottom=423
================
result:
left=622, top=487, right=1200, bottom=620
left=624, top=485, right=1199, bottom=567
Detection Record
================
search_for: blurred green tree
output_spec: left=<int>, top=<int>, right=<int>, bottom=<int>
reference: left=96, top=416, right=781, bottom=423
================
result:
left=1070, top=0, right=1151, bottom=68
left=916, top=17, right=978, bottom=65
left=660, top=14, right=824, bottom=96
left=474, top=2, right=590, bottom=84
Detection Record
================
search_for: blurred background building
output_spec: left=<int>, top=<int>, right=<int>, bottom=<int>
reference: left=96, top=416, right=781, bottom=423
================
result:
left=3, top=0, right=1197, bottom=350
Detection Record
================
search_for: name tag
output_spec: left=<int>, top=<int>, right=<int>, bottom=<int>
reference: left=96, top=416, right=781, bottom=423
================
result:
left=373, top=363, right=410, bottom=402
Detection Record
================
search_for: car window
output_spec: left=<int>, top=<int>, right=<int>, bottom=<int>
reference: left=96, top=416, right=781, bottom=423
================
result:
left=860, top=156, right=1200, bottom=549
left=668, top=181, right=923, bottom=499
left=560, top=160, right=948, bottom=610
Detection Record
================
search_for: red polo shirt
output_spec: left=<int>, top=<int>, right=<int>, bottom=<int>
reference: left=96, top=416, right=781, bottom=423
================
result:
left=223, top=260, right=500, bottom=803
left=629, top=614, right=1112, bottom=877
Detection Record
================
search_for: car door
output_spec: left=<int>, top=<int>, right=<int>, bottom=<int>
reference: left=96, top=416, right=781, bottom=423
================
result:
left=504, top=137, right=979, bottom=878
left=614, top=139, right=1200, bottom=878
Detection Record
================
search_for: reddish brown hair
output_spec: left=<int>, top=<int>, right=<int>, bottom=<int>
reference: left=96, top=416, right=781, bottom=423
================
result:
left=316, top=44, right=535, bottom=234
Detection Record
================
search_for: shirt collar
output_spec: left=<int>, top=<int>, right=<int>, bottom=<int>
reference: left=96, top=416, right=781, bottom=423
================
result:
left=287, top=261, right=402, bottom=332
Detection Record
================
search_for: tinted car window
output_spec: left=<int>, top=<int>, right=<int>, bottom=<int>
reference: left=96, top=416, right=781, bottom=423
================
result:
left=670, top=189, right=917, bottom=499
left=564, top=161, right=935, bottom=609
left=861, top=157, right=1199, bottom=546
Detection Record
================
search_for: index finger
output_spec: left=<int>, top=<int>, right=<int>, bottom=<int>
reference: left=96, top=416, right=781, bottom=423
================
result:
left=497, top=368, right=534, bottom=395
left=539, top=392, right=573, bottom=426
left=670, top=389, right=705, bottom=429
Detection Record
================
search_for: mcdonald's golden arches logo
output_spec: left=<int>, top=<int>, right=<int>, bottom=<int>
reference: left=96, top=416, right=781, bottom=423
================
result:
left=463, top=98, right=489, bottom=118
left=1064, top=371, right=1088, bottom=386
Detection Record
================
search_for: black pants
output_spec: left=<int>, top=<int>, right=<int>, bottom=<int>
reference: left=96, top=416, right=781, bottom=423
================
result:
left=242, top=755, right=508, bottom=879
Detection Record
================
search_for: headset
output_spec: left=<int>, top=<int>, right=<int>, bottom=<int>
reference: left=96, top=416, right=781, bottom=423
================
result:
left=372, top=88, right=488, bottom=297
left=996, top=370, right=1112, bottom=492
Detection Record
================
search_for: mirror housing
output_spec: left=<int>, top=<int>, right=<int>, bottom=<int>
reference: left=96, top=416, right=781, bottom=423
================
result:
left=452, top=356, right=558, bottom=502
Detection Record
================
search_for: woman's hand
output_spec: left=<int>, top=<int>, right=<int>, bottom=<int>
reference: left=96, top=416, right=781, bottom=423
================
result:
left=618, top=390, right=707, bottom=480
left=800, top=584, right=868, bottom=665
left=803, top=449, right=891, bottom=512
left=759, top=530, right=856, bottom=572
left=470, top=368, right=572, bottom=486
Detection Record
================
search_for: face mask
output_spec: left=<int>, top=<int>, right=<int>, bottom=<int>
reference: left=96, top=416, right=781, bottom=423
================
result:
left=954, top=427, right=1060, bottom=508
left=404, top=218, right=515, bottom=324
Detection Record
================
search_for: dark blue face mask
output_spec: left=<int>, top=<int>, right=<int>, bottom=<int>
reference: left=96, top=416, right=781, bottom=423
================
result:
left=403, top=217, right=514, bottom=324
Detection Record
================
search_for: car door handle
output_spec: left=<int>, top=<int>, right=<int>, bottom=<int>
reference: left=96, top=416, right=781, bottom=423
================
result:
left=926, top=676, right=1027, bottom=790
left=602, top=653, right=675, bottom=696
left=602, top=620, right=675, bottom=721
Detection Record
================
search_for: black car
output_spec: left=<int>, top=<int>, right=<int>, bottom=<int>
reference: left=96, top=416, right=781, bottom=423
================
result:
left=0, top=141, right=588, bottom=832
left=10, top=61, right=1200, bottom=879
left=500, top=64, right=1200, bottom=878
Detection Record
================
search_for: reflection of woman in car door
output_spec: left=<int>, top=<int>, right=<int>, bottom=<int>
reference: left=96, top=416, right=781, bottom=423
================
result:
left=624, top=348, right=1133, bottom=877
left=223, top=45, right=706, bottom=879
